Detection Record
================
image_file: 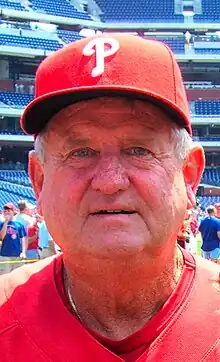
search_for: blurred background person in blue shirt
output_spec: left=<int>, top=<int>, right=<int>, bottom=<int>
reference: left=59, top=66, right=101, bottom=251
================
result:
left=199, top=205, right=220, bottom=263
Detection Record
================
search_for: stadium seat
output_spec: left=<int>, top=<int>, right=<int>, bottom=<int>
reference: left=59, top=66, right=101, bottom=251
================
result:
left=195, top=49, right=220, bottom=55
left=0, top=179, right=36, bottom=209
left=0, top=170, right=32, bottom=187
left=0, top=92, right=33, bottom=108
left=154, top=37, right=185, bottom=54
left=198, top=196, right=220, bottom=209
left=0, top=0, right=28, bottom=11
left=201, top=167, right=220, bottom=186
left=0, top=34, right=62, bottom=52
left=194, top=101, right=220, bottom=115
left=194, top=0, right=220, bottom=23
left=30, top=0, right=92, bottom=20
left=57, top=30, right=82, bottom=44
left=95, top=0, right=184, bottom=23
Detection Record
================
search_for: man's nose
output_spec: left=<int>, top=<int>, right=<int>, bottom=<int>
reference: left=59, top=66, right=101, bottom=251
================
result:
left=91, top=156, right=130, bottom=195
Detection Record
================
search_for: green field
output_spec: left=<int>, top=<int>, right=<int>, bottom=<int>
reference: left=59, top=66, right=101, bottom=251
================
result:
left=196, top=234, right=202, bottom=256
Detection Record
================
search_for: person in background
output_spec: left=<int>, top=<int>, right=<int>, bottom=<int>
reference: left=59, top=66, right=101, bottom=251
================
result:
left=177, top=211, right=191, bottom=249
left=188, top=209, right=199, bottom=253
left=0, top=203, right=27, bottom=274
left=190, top=209, right=199, bottom=237
left=214, top=203, right=220, bottom=219
left=38, top=217, right=57, bottom=259
left=199, top=205, right=220, bottom=263
left=26, top=203, right=36, bottom=217
left=210, top=272, right=220, bottom=291
left=0, top=212, right=4, bottom=223
left=15, top=200, right=34, bottom=232
left=26, top=214, right=41, bottom=260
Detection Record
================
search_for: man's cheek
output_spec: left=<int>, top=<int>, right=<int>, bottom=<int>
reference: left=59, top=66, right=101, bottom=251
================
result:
left=136, top=174, right=171, bottom=206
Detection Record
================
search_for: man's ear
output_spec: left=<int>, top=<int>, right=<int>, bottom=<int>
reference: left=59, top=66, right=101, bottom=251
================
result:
left=28, top=150, right=44, bottom=214
left=183, top=145, right=205, bottom=210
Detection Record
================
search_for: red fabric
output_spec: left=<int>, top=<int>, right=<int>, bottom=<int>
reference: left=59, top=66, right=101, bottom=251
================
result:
left=27, top=225, right=39, bottom=250
left=20, top=34, right=191, bottom=136
left=0, top=251, right=219, bottom=362
left=190, top=217, right=199, bottom=237
left=179, top=223, right=186, bottom=236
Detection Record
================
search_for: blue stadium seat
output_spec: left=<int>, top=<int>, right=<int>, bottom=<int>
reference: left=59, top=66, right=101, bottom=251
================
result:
left=0, top=180, right=36, bottom=207
left=199, top=196, right=220, bottom=209
left=196, top=137, right=220, bottom=141
left=0, top=189, right=36, bottom=211
left=194, top=0, right=220, bottom=23
left=95, top=0, right=184, bottom=23
left=195, top=49, right=220, bottom=55
left=30, top=0, right=92, bottom=20
left=0, top=0, right=28, bottom=11
left=0, top=92, right=33, bottom=108
left=0, top=171, right=32, bottom=187
left=201, top=168, right=220, bottom=186
left=156, top=37, right=185, bottom=53
left=57, top=30, right=82, bottom=44
left=0, top=34, right=62, bottom=52
left=0, top=130, right=25, bottom=135
left=194, top=101, right=220, bottom=115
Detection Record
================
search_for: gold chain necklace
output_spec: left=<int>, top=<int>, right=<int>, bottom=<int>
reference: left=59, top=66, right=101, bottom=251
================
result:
left=67, top=285, right=83, bottom=322
left=65, top=249, right=183, bottom=322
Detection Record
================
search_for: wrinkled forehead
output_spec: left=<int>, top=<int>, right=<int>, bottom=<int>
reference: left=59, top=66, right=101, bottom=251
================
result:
left=44, top=96, right=174, bottom=137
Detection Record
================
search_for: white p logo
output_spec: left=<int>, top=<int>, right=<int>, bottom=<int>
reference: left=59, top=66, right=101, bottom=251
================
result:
left=83, top=37, right=120, bottom=78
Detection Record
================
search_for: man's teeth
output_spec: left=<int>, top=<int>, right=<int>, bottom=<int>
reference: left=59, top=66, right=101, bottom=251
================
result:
left=107, top=210, right=122, bottom=213
left=97, top=210, right=134, bottom=214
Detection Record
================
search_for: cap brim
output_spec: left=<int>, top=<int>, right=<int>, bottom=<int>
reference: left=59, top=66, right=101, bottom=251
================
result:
left=21, top=85, right=191, bottom=135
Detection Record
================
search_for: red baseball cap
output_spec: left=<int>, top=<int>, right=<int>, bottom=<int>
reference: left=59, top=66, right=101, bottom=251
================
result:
left=3, top=203, right=16, bottom=211
left=20, top=34, right=191, bottom=135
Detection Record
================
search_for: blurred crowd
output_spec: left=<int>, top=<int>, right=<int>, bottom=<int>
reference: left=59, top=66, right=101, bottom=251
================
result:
left=0, top=200, right=59, bottom=275
left=177, top=202, right=220, bottom=263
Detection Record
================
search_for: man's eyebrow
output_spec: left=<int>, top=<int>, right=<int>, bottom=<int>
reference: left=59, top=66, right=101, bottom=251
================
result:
left=63, top=136, right=92, bottom=148
left=121, top=135, right=155, bottom=144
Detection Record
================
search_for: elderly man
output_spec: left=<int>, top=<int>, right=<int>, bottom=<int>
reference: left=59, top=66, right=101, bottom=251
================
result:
left=0, top=35, right=219, bottom=361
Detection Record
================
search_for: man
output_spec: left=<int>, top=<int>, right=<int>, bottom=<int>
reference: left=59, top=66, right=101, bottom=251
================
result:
left=199, top=205, right=220, bottom=262
left=0, top=211, right=4, bottom=223
left=177, top=211, right=191, bottom=249
left=15, top=199, right=34, bottom=231
left=15, top=200, right=34, bottom=260
left=0, top=35, right=219, bottom=361
left=26, top=214, right=40, bottom=260
left=189, top=209, right=199, bottom=253
left=0, top=203, right=27, bottom=274
left=38, top=217, right=57, bottom=258
left=214, top=202, right=220, bottom=219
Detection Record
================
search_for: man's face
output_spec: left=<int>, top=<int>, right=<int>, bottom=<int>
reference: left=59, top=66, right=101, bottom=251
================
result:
left=3, top=208, right=14, bottom=219
left=25, top=208, right=34, bottom=217
left=30, top=97, right=204, bottom=260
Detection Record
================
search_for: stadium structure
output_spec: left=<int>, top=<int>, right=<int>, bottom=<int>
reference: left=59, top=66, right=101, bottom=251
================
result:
left=0, top=0, right=220, bottom=210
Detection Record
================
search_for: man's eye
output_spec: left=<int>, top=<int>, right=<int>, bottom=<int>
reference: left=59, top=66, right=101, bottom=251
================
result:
left=71, top=148, right=97, bottom=158
left=124, top=147, right=150, bottom=156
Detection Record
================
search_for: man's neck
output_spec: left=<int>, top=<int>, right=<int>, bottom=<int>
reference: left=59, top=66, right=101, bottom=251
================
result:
left=64, top=247, right=184, bottom=340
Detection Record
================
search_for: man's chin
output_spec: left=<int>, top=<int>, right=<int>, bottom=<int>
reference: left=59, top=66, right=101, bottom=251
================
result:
left=82, top=232, right=149, bottom=256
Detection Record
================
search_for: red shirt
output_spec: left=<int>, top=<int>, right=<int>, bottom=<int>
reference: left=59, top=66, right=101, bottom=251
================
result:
left=0, top=251, right=219, bottom=362
left=190, top=217, right=199, bottom=237
left=27, top=224, right=39, bottom=250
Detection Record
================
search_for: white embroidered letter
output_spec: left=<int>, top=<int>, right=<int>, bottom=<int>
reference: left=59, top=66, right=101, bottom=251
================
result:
left=83, top=37, right=120, bottom=77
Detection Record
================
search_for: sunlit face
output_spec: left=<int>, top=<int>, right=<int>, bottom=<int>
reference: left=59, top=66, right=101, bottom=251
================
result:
left=30, top=97, right=202, bottom=261
left=3, top=207, right=14, bottom=219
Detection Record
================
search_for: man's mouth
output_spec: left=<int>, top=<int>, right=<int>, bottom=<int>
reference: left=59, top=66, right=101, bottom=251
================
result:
left=91, top=210, right=136, bottom=215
